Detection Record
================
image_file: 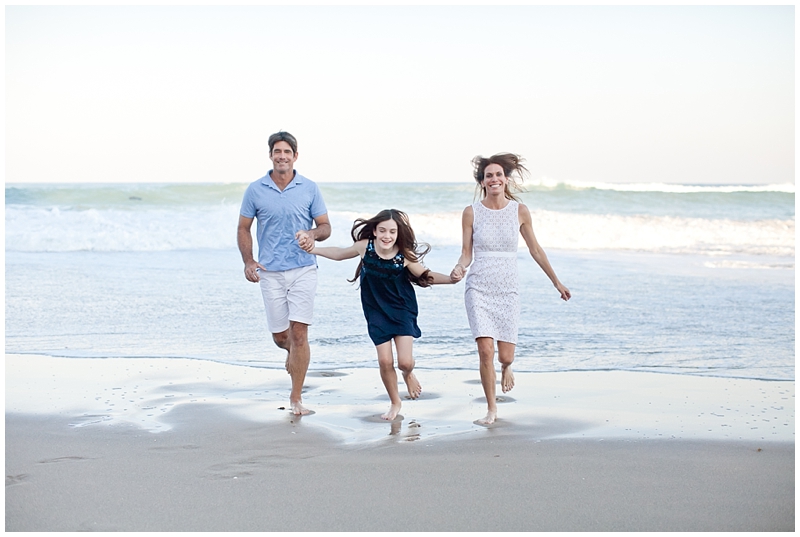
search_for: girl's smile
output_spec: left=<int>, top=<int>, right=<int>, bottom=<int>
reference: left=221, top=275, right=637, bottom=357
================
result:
left=374, top=219, right=399, bottom=256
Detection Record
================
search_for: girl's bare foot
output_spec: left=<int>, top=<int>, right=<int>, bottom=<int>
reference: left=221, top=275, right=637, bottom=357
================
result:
left=290, top=400, right=310, bottom=416
left=476, top=410, right=497, bottom=425
left=381, top=403, right=402, bottom=421
left=501, top=365, right=515, bottom=393
left=403, top=371, right=422, bottom=399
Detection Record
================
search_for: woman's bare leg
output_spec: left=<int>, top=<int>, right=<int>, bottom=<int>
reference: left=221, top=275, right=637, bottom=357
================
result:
left=497, top=340, right=516, bottom=393
left=476, top=337, right=498, bottom=424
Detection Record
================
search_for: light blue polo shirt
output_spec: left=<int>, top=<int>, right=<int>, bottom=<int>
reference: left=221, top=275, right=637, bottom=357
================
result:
left=240, top=171, right=328, bottom=272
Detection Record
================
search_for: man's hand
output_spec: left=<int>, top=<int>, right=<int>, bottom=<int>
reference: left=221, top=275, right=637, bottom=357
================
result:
left=244, top=260, right=266, bottom=282
left=296, top=230, right=315, bottom=252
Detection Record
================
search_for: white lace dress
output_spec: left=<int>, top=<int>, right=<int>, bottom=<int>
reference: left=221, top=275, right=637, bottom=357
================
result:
left=465, top=200, right=520, bottom=344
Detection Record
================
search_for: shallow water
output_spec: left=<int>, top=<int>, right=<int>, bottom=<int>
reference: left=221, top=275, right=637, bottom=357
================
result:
left=4, top=246, right=794, bottom=380
left=5, top=181, right=794, bottom=380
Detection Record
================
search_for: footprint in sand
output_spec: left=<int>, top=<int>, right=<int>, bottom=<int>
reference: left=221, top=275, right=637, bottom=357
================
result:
left=38, top=456, right=90, bottom=464
left=306, top=371, right=348, bottom=378
left=6, top=474, right=28, bottom=486
left=472, top=396, right=516, bottom=404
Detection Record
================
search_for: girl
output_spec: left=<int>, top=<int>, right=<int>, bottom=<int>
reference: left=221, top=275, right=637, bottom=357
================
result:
left=310, top=209, right=458, bottom=421
left=451, top=153, right=570, bottom=425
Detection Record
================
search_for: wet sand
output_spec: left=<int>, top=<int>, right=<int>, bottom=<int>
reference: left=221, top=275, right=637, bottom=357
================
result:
left=5, top=354, right=795, bottom=531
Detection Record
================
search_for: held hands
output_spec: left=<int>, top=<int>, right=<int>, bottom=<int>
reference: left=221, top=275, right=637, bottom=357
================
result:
left=450, top=264, right=466, bottom=283
left=295, top=230, right=314, bottom=253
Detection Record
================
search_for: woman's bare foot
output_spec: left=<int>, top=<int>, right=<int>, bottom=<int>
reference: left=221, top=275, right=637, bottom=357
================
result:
left=501, top=365, right=515, bottom=393
left=403, top=371, right=422, bottom=399
left=476, top=410, right=497, bottom=425
left=290, top=400, right=310, bottom=416
left=381, top=403, right=402, bottom=421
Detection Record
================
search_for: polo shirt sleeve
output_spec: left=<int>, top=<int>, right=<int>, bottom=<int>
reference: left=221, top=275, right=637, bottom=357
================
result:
left=240, top=183, right=257, bottom=218
left=310, top=183, right=328, bottom=218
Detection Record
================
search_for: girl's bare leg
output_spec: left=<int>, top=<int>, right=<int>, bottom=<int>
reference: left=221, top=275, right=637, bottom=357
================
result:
left=497, top=340, right=516, bottom=393
left=376, top=341, right=402, bottom=420
left=394, top=336, right=422, bottom=399
left=476, top=337, right=498, bottom=424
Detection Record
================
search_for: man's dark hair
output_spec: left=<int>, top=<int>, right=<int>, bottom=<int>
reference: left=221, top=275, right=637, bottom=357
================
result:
left=268, top=131, right=298, bottom=154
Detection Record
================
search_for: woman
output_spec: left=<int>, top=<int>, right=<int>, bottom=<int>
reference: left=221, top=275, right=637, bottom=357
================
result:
left=451, top=153, right=571, bottom=425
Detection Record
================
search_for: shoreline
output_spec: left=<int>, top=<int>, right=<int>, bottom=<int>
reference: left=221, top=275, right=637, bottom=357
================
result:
left=5, top=354, right=794, bottom=444
left=6, top=354, right=795, bottom=531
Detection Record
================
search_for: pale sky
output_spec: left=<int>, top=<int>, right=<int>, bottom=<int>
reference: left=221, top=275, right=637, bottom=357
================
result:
left=5, top=5, right=795, bottom=185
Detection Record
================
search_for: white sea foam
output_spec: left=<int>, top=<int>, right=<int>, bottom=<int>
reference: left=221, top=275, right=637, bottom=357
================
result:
left=5, top=204, right=793, bottom=258
left=526, top=210, right=795, bottom=258
left=411, top=210, right=794, bottom=258
left=5, top=179, right=795, bottom=260
left=703, top=260, right=795, bottom=270
left=531, top=177, right=795, bottom=194
left=4, top=205, right=241, bottom=252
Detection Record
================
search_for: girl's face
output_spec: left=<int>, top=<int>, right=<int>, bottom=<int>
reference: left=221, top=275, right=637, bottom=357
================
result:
left=482, top=163, right=507, bottom=195
left=374, top=218, right=399, bottom=250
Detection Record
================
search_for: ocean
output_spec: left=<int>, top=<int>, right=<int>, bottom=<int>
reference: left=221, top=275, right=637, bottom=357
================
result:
left=5, top=180, right=795, bottom=381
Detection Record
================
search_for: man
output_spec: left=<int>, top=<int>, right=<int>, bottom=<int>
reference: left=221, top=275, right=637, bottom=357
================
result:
left=238, top=131, right=331, bottom=416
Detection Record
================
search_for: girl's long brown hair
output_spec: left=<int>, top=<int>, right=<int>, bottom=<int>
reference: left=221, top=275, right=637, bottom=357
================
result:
left=348, top=209, right=433, bottom=287
left=472, top=152, right=528, bottom=202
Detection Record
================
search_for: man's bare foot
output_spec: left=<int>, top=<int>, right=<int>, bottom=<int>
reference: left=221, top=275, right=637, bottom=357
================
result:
left=403, top=371, right=422, bottom=399
left=381, top=403, right=402, bottom=421
left=290, top=400, right=310, bottom=416
left=476, top=410, right=497, bottom=425
left=501, top=365, right=515, bottom=393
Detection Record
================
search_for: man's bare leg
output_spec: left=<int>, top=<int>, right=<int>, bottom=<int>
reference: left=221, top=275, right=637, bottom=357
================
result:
left=272, top=330, right=291, bottom=371
left=498, top=341, right=516, bottom=393
left=274, top=322, right=311, bottom=415
left=475, top=337, right=498, bottom=425
left=394, top=336, right=421, bottom=399
left=376, top=341, right=402, bottom=420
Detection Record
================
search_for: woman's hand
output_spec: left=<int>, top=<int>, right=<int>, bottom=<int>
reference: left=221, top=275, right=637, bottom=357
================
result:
left=556, top=282, right=571, bottom=301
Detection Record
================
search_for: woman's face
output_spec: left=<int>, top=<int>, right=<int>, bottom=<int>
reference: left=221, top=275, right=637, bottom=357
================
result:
left=374, top=218, right=399, bottom=250
left=482, top=163, right=507, bottom=195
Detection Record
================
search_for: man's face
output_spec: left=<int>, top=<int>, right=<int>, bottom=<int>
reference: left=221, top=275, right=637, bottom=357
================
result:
left=270, top=141, right=298, bottom=174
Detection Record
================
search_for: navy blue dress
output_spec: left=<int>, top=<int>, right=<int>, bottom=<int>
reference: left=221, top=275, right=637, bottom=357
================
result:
left=360, top=239, right=422, bottom=346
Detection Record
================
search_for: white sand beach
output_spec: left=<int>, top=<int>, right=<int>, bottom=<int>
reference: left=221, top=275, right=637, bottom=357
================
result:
left=5, top=354, right=794, bottom=531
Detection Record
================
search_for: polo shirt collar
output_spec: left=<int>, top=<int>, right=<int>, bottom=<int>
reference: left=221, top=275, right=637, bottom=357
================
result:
left=262, top=170, right=302, bottom=191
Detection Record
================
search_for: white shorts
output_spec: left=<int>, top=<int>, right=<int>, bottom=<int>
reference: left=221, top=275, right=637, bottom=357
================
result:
left=258, top=265, right=318, bottom=333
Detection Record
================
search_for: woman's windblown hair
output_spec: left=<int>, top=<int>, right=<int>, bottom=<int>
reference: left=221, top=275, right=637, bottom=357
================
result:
left=348, top=209, right=433, bottom=287
left=472, top=152, right=528, bottom=202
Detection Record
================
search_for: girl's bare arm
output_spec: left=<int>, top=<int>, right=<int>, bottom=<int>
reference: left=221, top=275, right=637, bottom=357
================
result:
left=406, top=261, right=457, bottom=285
left=311, top=240, right=367, bottom=261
